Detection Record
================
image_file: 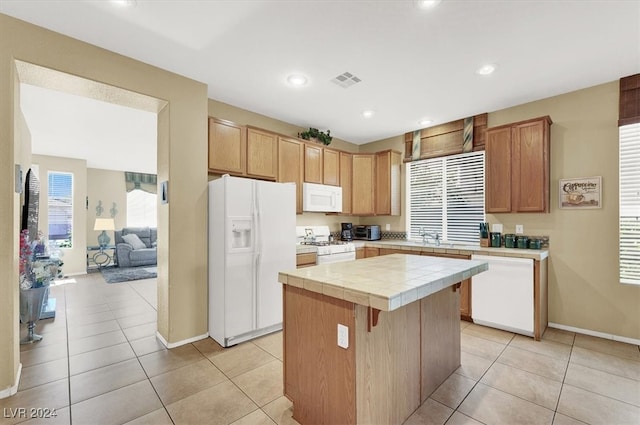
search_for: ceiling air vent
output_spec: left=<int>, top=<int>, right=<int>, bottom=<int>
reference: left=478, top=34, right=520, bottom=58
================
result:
left=331, top=72, right=362, bottom=88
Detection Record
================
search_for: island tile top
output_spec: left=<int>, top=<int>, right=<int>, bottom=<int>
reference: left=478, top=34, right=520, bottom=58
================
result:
left=278, top=253, right=488, bottom=312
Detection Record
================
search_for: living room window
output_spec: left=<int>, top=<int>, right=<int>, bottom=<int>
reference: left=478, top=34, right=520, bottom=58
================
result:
left=406, top=151, right=485, bottom=244
left=47, top=171, right=73, bottom=247
left=127, top=189, right=157, bottom=228
left=620, top=123, right=640, bottom=285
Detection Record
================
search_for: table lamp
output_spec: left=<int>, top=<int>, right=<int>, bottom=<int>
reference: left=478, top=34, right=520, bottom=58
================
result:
left=94, top=218, right=115, bottom=247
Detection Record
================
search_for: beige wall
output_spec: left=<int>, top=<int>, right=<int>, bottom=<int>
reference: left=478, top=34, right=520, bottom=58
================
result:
left=32, top=155, right=88, bottom=276
left=485, top=81, right=640, bottom=340
left=1, top=13, right=208, bottom=394
left=86, top=168, right=127, bottom=248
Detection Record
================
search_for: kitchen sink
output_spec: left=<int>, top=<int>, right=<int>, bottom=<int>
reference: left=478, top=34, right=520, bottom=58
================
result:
left=407, top=241, right=455, bottom=248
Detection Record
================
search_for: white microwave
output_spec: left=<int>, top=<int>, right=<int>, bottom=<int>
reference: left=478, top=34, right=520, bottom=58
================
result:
left=302, top=182, right=343, bottom=213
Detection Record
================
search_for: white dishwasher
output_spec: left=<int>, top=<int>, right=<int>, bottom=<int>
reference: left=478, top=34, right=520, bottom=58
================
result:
left=471, top=255, right=534, bottom=336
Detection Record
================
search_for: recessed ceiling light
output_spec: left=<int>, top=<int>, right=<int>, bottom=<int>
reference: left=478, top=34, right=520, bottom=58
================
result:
left=476, top=64, right=497, bottom=76
left=110, top=0, right=136, bottom=7
left=419, top=119, right=433, bottom=126
left=416, top=0, right=442, bottom=9
left=287, top=74, right=308, bottom=87
left=362, top=110, right=375, bottom=118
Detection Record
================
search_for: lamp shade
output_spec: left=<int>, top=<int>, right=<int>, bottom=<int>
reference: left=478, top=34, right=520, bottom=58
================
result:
left=94, top=218, right=115, bottom=231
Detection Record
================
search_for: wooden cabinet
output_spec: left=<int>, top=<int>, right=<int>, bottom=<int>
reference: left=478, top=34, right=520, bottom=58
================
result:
left=246, top=127, right=277, bottom=180
left=364, top=247, right=379, bottom=258
left=352, top=154, right=376, bottom=215
left=339, top=152, right=352, bottom=214
left=304, top=144, right=323, bottom=184
left=296, top=252, right=317, bottom=268
left=323, top=148, right=340, bottom=186
left=421, top=251, right=472, bottom=321
left=486, top=116, right=552, bottom=213
left=355, top=247, right=365, bottom=259
left=208, top=118, right=245, bottom=175
left=278, top=137, right=304, bottom=214
left=375, top=150, right=401, bottom=216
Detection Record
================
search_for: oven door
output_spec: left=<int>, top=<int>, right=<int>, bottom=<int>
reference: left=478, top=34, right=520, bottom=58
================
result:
left=317, top=251, right=356, bottom=264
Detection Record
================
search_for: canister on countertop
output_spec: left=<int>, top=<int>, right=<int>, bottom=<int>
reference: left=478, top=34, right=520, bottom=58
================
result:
left=491, top=232, right=502, bottom=247
left=504, top=234, right=516, bottom=248
left=516, top=236, right=529, bottom=249
left=529, top=238, right=541, bottom=249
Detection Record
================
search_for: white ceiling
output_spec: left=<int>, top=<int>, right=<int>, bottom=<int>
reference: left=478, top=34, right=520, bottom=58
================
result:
left=3, top=0, right=639, bottom=170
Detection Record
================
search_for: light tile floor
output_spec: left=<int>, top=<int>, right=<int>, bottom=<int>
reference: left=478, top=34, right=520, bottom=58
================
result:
left=3, top=272, right=640, bottom=424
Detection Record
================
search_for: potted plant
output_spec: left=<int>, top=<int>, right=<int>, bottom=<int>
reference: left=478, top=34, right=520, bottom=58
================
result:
left=299, top=128, right=332, bottom=146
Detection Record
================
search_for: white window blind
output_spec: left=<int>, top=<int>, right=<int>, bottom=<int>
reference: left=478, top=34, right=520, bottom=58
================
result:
left=620, top=123, right=640, bottom=285
left=48, top=171, right=73, bottom=247
left=127, top=189, right=157, bottom=228
left=408, top=151, right=485, bottom=243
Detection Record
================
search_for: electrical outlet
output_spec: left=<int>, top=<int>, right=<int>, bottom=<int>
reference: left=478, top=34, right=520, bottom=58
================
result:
left=385, top=223, right=391, bottom=231
left=337, top=324, right=349, bottom=349
left=491, top=223, right=503, bottom=233
left=516, top=225, right=524, bottom=234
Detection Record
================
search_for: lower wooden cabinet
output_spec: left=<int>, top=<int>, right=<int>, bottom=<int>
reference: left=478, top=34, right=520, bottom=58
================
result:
left=355, top=247, right=365, bottom=259
left=296, top=252, right=317, bottom=268
left=364, top=246, right=471, bottom=320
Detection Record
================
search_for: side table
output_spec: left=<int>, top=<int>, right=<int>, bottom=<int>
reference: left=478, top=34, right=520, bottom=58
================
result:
left=87, top=245, right=116, bottom=270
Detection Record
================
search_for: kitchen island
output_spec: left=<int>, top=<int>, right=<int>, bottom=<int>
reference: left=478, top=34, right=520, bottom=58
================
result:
left=278, top=253, right=488, bottom=425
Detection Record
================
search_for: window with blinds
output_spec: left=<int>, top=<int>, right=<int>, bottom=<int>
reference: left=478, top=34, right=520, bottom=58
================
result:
left=408, top=151, right=485, bottom=243
left=127, top=189, right=157, bottom=228
left=48, top=171, right=73, bottom=247
left=620, top=123, right=640, bottom=285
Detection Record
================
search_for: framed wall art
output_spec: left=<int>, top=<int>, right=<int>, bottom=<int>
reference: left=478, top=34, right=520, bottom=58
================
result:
left=559, top=176, right=602, bottom=209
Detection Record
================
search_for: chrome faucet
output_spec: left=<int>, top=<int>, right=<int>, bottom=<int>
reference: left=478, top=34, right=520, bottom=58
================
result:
left=419, top=227, right=440, bottom=246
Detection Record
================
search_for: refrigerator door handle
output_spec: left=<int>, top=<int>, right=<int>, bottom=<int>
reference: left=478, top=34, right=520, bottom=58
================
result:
left=253, top=182, right=261, bottom=329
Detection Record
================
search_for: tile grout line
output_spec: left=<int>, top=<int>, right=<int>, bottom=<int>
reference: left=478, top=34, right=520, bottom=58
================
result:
left=63, top=284, right=73, bottom=425
left=550, top=337, right=575, bottom=424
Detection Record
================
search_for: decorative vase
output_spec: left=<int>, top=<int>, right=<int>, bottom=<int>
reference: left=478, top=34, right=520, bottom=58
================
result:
left=19, top=286, right=48, bottom=344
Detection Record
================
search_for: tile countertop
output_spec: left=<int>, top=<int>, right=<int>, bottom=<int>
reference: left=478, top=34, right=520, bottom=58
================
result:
left=360, top=240, right=549, bottom=261
left=279, top=253, right=488, bottom=312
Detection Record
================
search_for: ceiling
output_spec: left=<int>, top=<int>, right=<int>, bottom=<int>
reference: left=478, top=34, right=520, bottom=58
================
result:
left=3, top=1, right=639, bottom=171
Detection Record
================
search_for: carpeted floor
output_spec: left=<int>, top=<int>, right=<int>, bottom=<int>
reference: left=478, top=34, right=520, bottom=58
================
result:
left=101, top=265, right=157, bottom=283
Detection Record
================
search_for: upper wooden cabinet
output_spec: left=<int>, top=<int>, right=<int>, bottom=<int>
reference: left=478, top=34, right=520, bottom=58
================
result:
left=246, top=127, right=278, bottom=180
left=351, top=154, right=376, bottom=215
left=208, top=118, right=246, bottom=175
left=304, top=144, right=323, bottom=184
left=486, top=116, right=552, bottom=213
left=339, top=152, right=352, bottom=214
left=323, top=149, right=340, bottom=186
left=278, top=136, right=304, bottom=214
left=375, top=150, right=401, bottom=216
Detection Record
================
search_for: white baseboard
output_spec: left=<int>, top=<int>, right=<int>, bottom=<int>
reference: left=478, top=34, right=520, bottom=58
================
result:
left=548, top=322, right=640, bottom=346
left=156, top=331, right=209, bottom=349
left=0, top=363, right=22, bottom=400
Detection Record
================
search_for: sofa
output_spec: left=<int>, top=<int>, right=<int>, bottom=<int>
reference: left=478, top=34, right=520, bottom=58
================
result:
left=114, top=227, right=157, bottom=268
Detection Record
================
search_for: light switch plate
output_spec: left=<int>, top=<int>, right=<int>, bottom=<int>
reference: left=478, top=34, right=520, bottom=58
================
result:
left=491, top=223, right=503, bottom=233
left=385, top=223, right=391, bottom=231
left=337, top=324, right=349, bottom=349
left=516, top=225, right=524, bottom=234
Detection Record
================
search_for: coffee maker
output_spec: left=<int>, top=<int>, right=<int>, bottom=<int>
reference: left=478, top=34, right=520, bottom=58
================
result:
left=341, top=222, right=354, bottom=241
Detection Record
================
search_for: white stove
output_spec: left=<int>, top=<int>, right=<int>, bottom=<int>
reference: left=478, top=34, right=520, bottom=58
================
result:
left=296, top=226, right=356, bottom=264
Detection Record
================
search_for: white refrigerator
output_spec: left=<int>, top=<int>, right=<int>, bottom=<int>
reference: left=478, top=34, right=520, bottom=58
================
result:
left=208, top=175, right=296, bottom=347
